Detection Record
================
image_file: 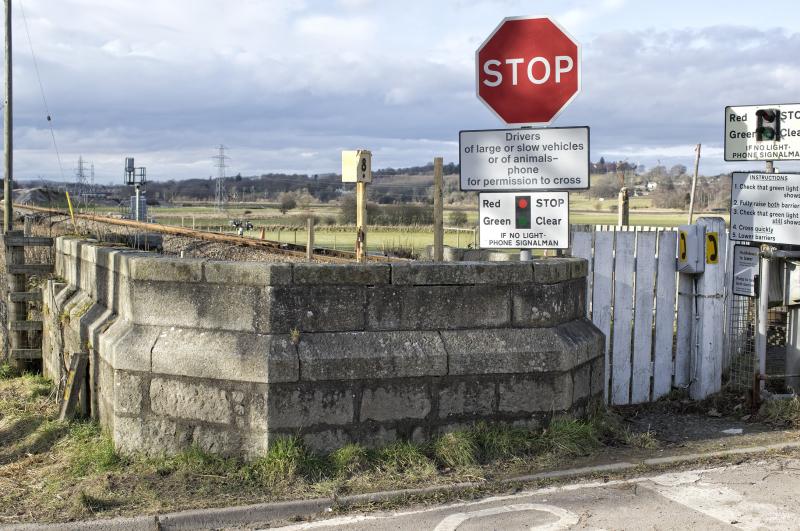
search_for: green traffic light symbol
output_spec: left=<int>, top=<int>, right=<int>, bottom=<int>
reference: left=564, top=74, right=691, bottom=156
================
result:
left=755, top=108, right=780, bottom=142
left=515, top=196, right=531, bottom=229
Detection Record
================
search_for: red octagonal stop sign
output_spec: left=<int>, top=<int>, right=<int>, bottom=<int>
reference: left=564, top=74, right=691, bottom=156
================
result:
left=476, top=16, right=580, bottom=125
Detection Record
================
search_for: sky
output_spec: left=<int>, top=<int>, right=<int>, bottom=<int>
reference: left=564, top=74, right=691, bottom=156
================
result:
left=4, top=0, right=800, bottom=184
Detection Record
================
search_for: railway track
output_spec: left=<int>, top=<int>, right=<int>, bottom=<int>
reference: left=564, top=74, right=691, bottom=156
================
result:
left=11, top=204, right=403, bottom=264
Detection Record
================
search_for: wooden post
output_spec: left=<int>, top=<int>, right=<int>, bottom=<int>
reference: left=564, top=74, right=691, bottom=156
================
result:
left=192, top=215, right=195, bottom=230
left=260, top=227, right=265, bottom=240
left=59, top=352, right=88, bottom=421
left=356, top=181, right=367, bottom=263
left=306, top=217, right=314, bottom=261
left=5, top=230, right=25, bottom=370
left=687, top=144, right=701, bottom=224
left=617, top=187, right=629, bottom=226
left=433, top=157, right=444, bottom=262
left=692, top=216, right=726, bottom=399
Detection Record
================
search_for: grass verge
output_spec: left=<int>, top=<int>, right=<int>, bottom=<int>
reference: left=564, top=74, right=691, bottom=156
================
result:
left=0, top=374, right=665, bottom=524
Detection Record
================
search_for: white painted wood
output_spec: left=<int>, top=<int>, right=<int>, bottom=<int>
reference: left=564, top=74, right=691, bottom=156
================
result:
left=592, top=231, right=615, bottom=402
left=674, top=272, right=694, bottom=389
left=692, top=217, right=727, bottom=399
left=653, top=230, right=678, bottom=399
left=721, top=228, right=735, bottom=373
left=631, top=231, right=657, bottom=404
left=571, top=230, right=594, bottom=319
left=611, top=231, right=636, bottom=405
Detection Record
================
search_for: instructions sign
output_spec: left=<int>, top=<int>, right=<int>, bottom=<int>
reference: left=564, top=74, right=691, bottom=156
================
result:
left=730, top=172, right=800, bottom=245
left=479, top=192, right=568, bottom=249
left=460, top=127, right=589, bottom=191
left=725, top=104, right=800, bottom=161
left=732, top=245, right=759, bottom=298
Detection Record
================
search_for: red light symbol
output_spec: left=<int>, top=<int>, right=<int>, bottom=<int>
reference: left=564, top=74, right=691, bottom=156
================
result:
left=517, top=198, right=528, bottom=209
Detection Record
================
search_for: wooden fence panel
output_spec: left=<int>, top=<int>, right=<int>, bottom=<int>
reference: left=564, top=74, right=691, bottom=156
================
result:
left=653, top=230, right=678, bottom=399
left=592, top=231, right=615, bottom=401
left=611, top=231, right=636, bottom=405
left=571, top=231, right=594, bottom=319
left=674, top=273, right=694, bottom=388
left=631, top=231, right=657, bottom=404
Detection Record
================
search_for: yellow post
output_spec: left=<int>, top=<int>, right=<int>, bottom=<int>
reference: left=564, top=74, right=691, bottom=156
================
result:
left=356, top=181, right=367, bottom=263
left=65, top=191, right=78, bottom=233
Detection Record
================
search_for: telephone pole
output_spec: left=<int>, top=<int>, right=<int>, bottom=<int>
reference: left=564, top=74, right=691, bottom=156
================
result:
left=3, top=0, right=12, bottom=231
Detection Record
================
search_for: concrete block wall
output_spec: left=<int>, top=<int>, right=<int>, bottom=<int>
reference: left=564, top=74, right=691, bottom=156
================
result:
left=43, top=237, right=604, bottom=457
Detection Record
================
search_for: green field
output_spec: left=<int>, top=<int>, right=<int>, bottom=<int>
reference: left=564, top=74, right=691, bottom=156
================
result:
left=146, top=197, right=727, bottom=253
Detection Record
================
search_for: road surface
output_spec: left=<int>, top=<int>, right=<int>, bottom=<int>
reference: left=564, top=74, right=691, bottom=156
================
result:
left=271, top=456, right=800, bottom=530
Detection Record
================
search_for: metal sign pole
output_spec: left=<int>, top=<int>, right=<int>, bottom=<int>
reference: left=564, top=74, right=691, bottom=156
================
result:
left=755, top=160, right=775, bottom=398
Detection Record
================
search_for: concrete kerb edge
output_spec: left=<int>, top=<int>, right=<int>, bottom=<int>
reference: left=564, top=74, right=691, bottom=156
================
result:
left=11, top=440, right=800, bottom=531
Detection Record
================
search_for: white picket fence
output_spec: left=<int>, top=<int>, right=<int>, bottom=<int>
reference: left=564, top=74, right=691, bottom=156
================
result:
left=571, top=221, right=729, bottom=405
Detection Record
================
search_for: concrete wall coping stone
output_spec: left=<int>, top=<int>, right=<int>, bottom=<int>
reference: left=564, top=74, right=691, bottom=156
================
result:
left=293, top=263, right=390, bottom=285
left=390, top=261, right=535, bottom=285
left=204, top=261, right=292, bottom=286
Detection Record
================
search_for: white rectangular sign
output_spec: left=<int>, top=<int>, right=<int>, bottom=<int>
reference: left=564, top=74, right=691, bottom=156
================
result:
left=732, top=244, right=759, bottom=298
left=730, top=172, right=800, bottom=245
left=725, top=104, right=800, bottom=161
left=479, top=192, right=568, bottom=249
left=460, top=127, right=589, bottom=191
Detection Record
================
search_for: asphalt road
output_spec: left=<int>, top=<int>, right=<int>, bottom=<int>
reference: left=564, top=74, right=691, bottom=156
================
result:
left=270, top=456, right=800, bottom=530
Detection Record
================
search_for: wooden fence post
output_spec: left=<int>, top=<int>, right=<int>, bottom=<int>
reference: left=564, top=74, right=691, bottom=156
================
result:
left=306, top=218, right=315, bottom=261
left=618, top=187, right=629, bottom=226
left=692, top=216, right=726, bottom=399
left=5, top=230, right=25, bottom=370
left=356, top=181, right=367, bottom=263
left=433, top=157, right=443, bottom=261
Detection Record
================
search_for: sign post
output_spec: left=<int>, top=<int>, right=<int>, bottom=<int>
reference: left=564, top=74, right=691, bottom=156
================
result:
left=342, top=150, right=372, bottom=263
left=470, top=15, right=583, bottom=256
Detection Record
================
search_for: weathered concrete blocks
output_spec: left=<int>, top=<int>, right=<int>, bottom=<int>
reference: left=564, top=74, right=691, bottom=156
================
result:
left=149, top=377, right=232, bottom=425
left=293, top=263, right=390, bottom=285
left=129, top=281, right=261, bottom=332
left=127, top=255, right=204, bottom=283
left=47, top=237, right=604, bottom=458
left=512, top=278, right=585, bottom=327
left=265, top=286, right=366, bottom=332
left=438, top=380, right=495, bottom=418
left=361, top=382, right=431, bottom=422
left=391, top=262, right=533, bottom=285
left=204, top=261, right=292, bottom=286
left=298, top=331, right=446, bottom=381
left=441, top=328, right=573, bottom=375
left=267, top=384, right=355, bottom=429
left=498, top=373, right=574, bottom=413
left=367, top=285, right=511, bottom=330
left=148, top=327, right=297, bottom=384
left=113, top=370, right=145, bottom=416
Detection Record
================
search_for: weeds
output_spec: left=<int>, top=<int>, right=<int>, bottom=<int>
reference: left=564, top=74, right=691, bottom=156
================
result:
left=330, top=443, right=370, bottom=476
left=761, top=397, right=800, bottom=428
left=0, top=363, right=14, bottom=380
left=68, top=422, right=121, bottom=477
left=470, top=421, right=532, bottom=461
left=376, top=441, right=436, bottom=477
left=539, top=416, right=600, bottom=457
left=433, top=431, right=478, bottom=468
left=248, top=436, right=323, bottom=486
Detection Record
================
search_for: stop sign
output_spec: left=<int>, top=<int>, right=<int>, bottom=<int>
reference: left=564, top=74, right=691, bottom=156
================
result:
left=476, top=16, right=580, bottom=125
